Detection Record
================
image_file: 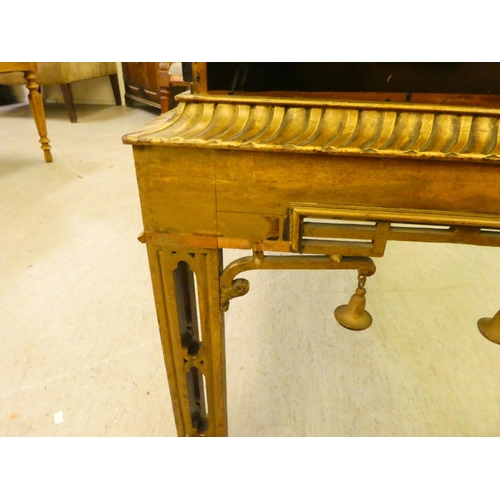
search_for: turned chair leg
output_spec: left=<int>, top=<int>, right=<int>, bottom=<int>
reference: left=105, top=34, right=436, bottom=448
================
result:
left=24, top=70, right=52, bottom=162
left=60, top=83, right=77, bottom=123
left=109, top=74, right=122, bottom=106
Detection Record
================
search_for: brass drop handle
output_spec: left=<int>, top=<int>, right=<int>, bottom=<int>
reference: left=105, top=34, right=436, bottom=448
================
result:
left=334, top=273, right=373, bottom=331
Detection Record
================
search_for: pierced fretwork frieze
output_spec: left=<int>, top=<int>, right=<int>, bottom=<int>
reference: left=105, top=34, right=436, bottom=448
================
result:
left=289, top=204, right=500, bottom=257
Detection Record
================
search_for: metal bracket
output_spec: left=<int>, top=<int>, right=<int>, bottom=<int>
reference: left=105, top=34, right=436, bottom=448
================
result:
left=220, top=245, right=376, bottom=312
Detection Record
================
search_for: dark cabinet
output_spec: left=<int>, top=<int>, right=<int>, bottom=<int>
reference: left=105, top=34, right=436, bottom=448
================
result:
left=122, top=62, right=161, bottom=109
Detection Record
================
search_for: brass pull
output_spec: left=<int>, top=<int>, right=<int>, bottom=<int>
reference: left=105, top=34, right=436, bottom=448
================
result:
left=334, top=273, right=373, bottom=331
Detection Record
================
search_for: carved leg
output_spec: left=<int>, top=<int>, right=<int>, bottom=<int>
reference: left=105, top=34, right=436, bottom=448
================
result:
left=146, top=244, right=227, bottom=437
left=109, top=74, right=122, bottom=106
left=60, top=83, right=77, bottom=123
left=23, top=71, right=52, bottom=162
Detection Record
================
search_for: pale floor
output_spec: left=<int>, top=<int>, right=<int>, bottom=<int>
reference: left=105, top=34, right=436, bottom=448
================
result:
left=1, top=101, right=500, bottom=437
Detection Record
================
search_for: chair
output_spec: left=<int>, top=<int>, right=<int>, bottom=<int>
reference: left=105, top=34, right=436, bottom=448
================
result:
left=0, top=62, right=121, bottom=123
left=158, top=63, right=191, bottom=113
left=0, top=63, right=52, bottom=162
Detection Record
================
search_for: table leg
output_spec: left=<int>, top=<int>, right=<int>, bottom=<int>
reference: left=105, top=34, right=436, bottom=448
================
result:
left=23, top=70, right=52, bottom=163
left=146, top=244, right=227, bottom=437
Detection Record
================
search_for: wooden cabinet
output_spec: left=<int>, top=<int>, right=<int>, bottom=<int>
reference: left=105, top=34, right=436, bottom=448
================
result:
left=122, top=62, right=161, bottom=109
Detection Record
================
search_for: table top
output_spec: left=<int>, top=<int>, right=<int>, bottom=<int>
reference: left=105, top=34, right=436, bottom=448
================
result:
left=123, top=93, right=500, bottom=165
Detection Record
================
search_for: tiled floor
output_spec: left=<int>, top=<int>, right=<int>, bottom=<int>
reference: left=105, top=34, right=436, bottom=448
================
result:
left=1, top=101, right=500, bottom=436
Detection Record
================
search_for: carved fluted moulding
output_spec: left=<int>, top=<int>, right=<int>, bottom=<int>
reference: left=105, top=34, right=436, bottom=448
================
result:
left=123, top=94, right=500, bottom=162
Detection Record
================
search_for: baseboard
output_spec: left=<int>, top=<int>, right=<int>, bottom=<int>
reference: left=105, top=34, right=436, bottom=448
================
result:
left=45, top=98, right=119, bottom=106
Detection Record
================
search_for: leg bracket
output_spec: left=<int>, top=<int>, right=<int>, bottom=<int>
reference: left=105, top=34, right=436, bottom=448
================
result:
left=220, top=247, right=376, bottom=312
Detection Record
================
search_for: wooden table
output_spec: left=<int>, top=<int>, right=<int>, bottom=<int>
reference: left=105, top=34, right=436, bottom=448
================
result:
left=0, top=63, right=52, bottom=162
left=123, top=86, right=500, bottom=437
